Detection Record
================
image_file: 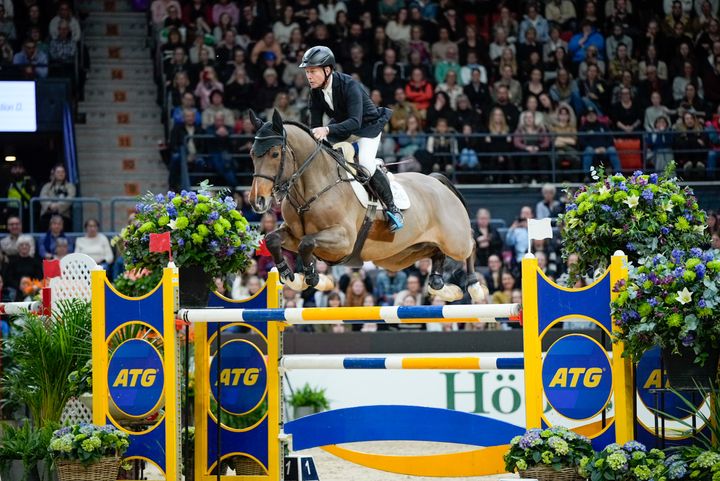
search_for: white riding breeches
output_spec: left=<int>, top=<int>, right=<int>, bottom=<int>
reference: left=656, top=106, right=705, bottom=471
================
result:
left=349, top=133, right=381, bottom=176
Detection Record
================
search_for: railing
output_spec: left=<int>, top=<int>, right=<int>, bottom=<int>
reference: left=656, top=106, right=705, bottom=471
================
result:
left=28, top=197, right=103, bottom=234
left=110, top=196, right=141, bottom=232
left=174, top=130, right=717, bottom=188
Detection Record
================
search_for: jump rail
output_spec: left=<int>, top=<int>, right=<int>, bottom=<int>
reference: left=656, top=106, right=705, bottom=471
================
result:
left=178, top=303, right=521, bottom=324
left=0, top=301, right=43, bottom=315
left=280, top=355, right=525, bottom=370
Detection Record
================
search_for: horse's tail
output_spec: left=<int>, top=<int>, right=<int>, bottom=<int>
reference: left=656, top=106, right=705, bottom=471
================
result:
left=429, top=173, right=468, bottom=212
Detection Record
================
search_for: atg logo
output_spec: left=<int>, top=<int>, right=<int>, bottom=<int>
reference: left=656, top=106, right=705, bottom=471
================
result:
left=542, top=334, right=612, bottom=420
left=108, top=339, right=165, bottom=418
left=210, top=339, right=267, bottom=415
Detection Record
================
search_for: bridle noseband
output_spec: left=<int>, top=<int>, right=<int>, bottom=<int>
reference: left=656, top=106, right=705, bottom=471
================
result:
left=252, top=129, right=290, bottom=200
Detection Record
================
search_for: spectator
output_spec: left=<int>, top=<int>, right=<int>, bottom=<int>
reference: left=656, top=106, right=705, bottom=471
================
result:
left=393, top=274, right=424, bottom=306
left=374, top=269, right=407, bottom=305
left=579, top=64, right=610, bottom=114
left=545, top=0, right=577, bottom=32
left=49, top=2, right=81, bottom=42
left=673, top=111, right=707, bottom=177
left=550, top=103, right=579, bottom=174
left=211, top=0, right=238, bottom=26
left=0, top=32, right=13, bottom=64
left=74, top=218, right=114, bottom=267
left=426, top=92, right=455, bottom=132
left=342, top=44, right=371, bottom=84
left=212, top=12, right=236, bottom=45
left=505, top=206, right=533, bottom=264
left=273, top=5, right=300, bottom=44
left=489, top=27, right=516, bottom=64
left=194, top=67, right=223, bottom=110
left=549, top=68, right=582, bottom=114
left=663, top=1, right=693, bottom=37
left=369, top=25, right=397, bottom=64
left=491, top=270, right=518, bottom=304
left=0, top=0, right=12, bottom=19
left=430, top=26, right=457, bottom=63
left=703, top=55, right=720, bottom=106
left=169, top=72, right=192, bottom=109
left=608, top=44, right=638, bottom=82
left=5, top=239, right=42, bottom=291
left=458, top=25, right=488, bottom=67
left=544, top=46, right=572, bottom=82
left=610, top=86, right=642, bottom=134
left=151, top=0, right=181, bottom=25
left=606, top=0, right=635, bottom=34
left=513, top=111, right=551, bottom=179
left=644, top=91, right=674, bottom=131
left=396, top=114, right=427, bottom=158
left=524, top=68, right=547, bottom=100
left=496, top=46, right=518, bottom=78
left=266, top=92, right=300, bottom=123
left=493, top=64, right=523, bottom=107
left=454, top=95, right=482, bottom=131
left=4, top=163, right=37, bottom=231
left=407, top=25, right=431, bottom=65
left=376, top=65, right=403, bottom=106
left=256, top=68, right=283, bottom=111
left=460, top=51, right=488, bottom=86
left=638, top=45, right=668, bottom=82
left=524, top=95, right=549, bottom=128
left=38, top=164, right=75, bottom=232
left=205, top=112, right=239, bottom=189
left=182, top=0, right=211, bottom=35
left=705, top=109, right=720, bottom=179
left=0, top=5, right=15, bottom=41
left=474, top=208, right=503, bottom=266
left=386, top=8, right=411, bottom=49
left=638, top=65, right=673, bottom=104
left=433, top=44, right=462, bottom=86
left=250, top=31, right=284, bottom=66
left=39, top=215, right=73, bottom=260
left=463, top=68, right=490, bottom=119
left=646, top=115, right=674, bottom=172
left=189, top=47, right=215, bottom=85
left=457, top=124, right=481, bottom=169
left=215, top=30, right=241, bottom=67
left=201, top=90, right=235, bottom=128
left=426, top=118, right=458, bottom=173
left=569, top=21, right=605, bottom=64
left=697, top=20, right=720, bottom=66
left=519, top=3, right=550, bottom=44
left=319, top=0, right=346, bottom=25
left=543, top=27, right=569, bottom=64
left=606, top=24, right=633, bottom=61
left=0, top=216, right=35, bottom=258
left=168, top=109, right=203, bottom=189
left=676, top=83, right=709, bottom=119
left=536, top=184, right=562, bottom=219
left=579, top=105, right=622, bottom=174
left=389, top=88, right=420, bottom=132
left=518, top=27, right=543, bottom=65
left=13, top=39, right=48, bottom=78
left=578, top=45, right=607, bottom=80
left=237, top=4, right=262, bottom=41
left=673, top=61, right=704, bottom=102
left=482, top=108, right=515, bottom=180
left=494, top=6, right=519, bottom=41
left=171, top=92, right=200, bottom=127
left=224, top=65, right=253, bottom=111
left=638, top=20, right=667, bottom=57
left=436, top=70, right=463, bottom=109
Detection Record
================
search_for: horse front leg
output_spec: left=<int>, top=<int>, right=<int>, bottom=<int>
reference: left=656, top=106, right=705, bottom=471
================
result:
left=265, top=225, right=299, bottom=284
left=294, top=226, right=350, bottom=292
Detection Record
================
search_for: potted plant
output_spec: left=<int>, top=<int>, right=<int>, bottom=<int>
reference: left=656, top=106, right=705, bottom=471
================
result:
left=2, top=300, right=92, bottom=427
left=48, top=424, right=129, bottom=481
left=559, top=165, right=708, bottom=283
left=112, top=268, right=162, bottom=297
left=0, top=422, right=58, bottom=481
left=289, top=384, right=330, bottom=420
left=611, top=248, right=720, bottom=388
left=665, top=448, right=720, bottom=480
left=503, top=426, right=593, bottom=481
left=579, top=441, right=666, bottom=481
left=117, top=181, right=260, bottom=307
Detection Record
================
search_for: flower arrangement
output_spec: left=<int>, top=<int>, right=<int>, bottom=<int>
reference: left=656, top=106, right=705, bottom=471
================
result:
left=665, top=448, right=720, bottom=480
left=118, top=182, right=260, bottom=281
left=559, top=165, right=707, bottom=283
left=611, top=248, right=720, bottom=365
left=48, top=424, right=129, bottom=466
left=579, top=441, right=666, bottom=481
left=504, top=426, right=593, bottom=474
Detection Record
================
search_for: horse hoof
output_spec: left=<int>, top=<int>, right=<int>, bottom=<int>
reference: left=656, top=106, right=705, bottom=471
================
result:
left=468, top=282, right=489, bottom=304
left=428, top=283, right=464, bottom=302
left=284, top=274, right=306, bottom=292
left=315, top=274, right=335, bottom=292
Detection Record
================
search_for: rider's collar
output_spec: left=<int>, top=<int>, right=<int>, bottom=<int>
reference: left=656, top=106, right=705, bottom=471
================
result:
left=321, top=71, right=333, bottom=93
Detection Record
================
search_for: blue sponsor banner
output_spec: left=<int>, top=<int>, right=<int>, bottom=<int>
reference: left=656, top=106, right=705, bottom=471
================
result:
left=210, top=339, right=267, bottom=415
left=108, top=339, right=165, bottom=418
left=542, top=334, right=612, bottom=420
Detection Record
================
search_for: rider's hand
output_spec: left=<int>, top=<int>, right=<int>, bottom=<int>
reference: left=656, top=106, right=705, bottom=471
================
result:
left=312, top=127, right=329, bottom=141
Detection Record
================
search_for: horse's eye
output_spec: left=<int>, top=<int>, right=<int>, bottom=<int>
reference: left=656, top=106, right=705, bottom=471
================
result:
left=272, top=152, right=280, bottom=158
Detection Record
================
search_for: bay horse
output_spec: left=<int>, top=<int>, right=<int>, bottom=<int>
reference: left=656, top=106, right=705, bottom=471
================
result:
left=248, top=109, right=485, bottom=304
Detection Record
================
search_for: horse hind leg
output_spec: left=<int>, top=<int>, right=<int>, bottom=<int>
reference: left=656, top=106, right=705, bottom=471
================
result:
left=427, top=249, right=463, bottom=302
left=465, top=243, right=488, bottom=304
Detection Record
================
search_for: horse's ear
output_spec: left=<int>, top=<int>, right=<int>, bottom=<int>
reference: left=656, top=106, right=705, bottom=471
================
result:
left=272, top=109, right=284, bottom=133
left=248, top=109, right=263, bottom=130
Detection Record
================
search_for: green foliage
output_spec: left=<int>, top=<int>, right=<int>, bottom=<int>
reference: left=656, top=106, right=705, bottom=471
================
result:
left=67, top=359, right=92, bottom=399
left=559, top=165, right=708, bottom=284
left=654, top=384, right=720, bottom=452
left=503, top=426, right=594, bottom=473
left=113, top=268, right=163, bottom=297
left=664, top=446, right=720, bottom=480
left=118, top=182, right=260, bottom=281
left=611, top=249, right=720, bottom=364
left=288, top=384, right=330, bottom=410
left=1, top=299, right=91, bottom=426
left=579, top=442, right=667, bottom=481
left=0, top=421, right=59, bottom=479
left=48, top=424, right=129, bottom=466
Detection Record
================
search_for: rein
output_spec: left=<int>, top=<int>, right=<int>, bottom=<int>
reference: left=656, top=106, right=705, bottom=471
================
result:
left=253, top=125, right=367, bottom=215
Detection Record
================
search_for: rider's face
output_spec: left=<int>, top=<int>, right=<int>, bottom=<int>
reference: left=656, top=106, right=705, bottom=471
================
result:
left=304, top=66, right=329, bottom=89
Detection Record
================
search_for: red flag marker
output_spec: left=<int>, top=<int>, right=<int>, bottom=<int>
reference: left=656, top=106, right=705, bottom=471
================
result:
left=150, top=232, right=173, bottom=262
left=43, top=259, right=61, bottom=279
left=256, top=238, right=271, bottom=257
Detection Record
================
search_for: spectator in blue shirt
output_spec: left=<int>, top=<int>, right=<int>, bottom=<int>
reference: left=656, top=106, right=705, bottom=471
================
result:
left=13, top=39, right=48, bottom=78
left=505, top=206, right=533, bottom=263
left=519, top=3, right=550, bottom=44
left=39, top=215, right=74, bottom=259
left=569, top=21, right=605, bottom=63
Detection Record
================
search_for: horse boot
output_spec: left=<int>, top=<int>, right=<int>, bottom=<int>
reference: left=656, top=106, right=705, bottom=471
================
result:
left=369, top=169, right=404, bottom=232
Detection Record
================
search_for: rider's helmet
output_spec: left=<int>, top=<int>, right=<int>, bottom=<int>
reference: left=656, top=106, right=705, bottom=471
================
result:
left=298, top=46, right=336, bottom=69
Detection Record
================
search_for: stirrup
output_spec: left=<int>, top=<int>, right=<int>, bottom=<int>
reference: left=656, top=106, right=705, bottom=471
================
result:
left=386, top=210, right=404, bottom=232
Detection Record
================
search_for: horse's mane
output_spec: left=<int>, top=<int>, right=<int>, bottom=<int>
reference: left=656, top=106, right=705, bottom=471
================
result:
left=282, top=120, right=344, bottom=161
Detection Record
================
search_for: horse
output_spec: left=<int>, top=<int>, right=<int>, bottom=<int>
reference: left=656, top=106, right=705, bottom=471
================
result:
left=248, top=109, right=486, bottom=304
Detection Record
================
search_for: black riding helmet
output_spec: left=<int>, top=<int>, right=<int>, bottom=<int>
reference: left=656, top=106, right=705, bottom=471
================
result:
left=298, top=46, right=336, bottom=69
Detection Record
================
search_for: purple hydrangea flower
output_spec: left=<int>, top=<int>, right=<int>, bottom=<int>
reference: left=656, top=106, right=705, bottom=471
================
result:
left=685, top=213, right=694, bottom=221
left=181, top=190, right=189, bottom=197
left=188, top=192, right=198, bottom=203
left=642, top=189, right=654, bottom=201
left=648, top=298, right=658, bottom=307
left=649, top=173, right=658, bottom=183
left=167, top=191, right=176, bottom=199
left=661, top=227, right=671, bottom=235
left=209, top=211, right=220, bottom=221
left=618, top=182, right=628, bottom=191
left=135, top=203, right=145, bottom=213
left=155, top=194, right=165, bottom=203
left=626, top=242, right=636, bottom=251
left=566, top=203, right=578, bottom=212
left=209, top=240, right=219, bottom=250
left=672, top=249, right=685, bottom=262
left=698, top=299, right=706, bottom=308
left=601, top=204, right=612, bottom=212
left=226, top=247, right=235, bottom=256
left=177, top=238, right=185, bottom=247
left=632, top=170, right=644, bottom=178
left=695, top=263, right=706, bottom=279
left=166, top=204, right=178, bottom=218
left=703, top=251, right=715, bottom=262
left=690, top=247, right=703, bottom=258
left=674, top=266, right=685, bottom=278
left=682, top=333, right=695, bottom=347
left=224, top=196, right=236, bottom=209
left=623, top=441, right=647, bottom=452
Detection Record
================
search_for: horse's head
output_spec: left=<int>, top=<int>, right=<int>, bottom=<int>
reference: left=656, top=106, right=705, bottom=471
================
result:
left=249, top=109, right=286, bottom=213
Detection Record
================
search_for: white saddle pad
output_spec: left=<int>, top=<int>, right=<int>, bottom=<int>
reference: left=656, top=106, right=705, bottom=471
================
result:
left=343, top=168, right=411, bottom=211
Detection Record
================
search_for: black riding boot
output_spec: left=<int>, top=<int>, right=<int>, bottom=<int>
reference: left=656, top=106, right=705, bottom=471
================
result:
left=369, top=170, right=404, bottom=232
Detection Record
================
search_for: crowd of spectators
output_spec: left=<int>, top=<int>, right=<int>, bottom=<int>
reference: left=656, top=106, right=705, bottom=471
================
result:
left=0, top=0, right=83, bottom=88
left=153, top=0, right=720, bottom=186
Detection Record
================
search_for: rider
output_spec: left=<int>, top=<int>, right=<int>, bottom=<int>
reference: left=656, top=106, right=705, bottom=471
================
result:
left=299, top=45, right=404, bottom=232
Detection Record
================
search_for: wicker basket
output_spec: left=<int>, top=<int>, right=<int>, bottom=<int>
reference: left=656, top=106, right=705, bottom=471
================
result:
left=233, top=456, right=267, bottom=475
left=56, top=456, right=120, bottom=481
left=520, top=466, right=584, bottom=481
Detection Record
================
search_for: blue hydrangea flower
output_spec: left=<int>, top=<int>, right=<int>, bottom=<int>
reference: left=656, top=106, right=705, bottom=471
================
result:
left=682, top=334, right=695, bottom=347
left=155, top=194, right=165, bottom=203
left=188, top=192, right=198, bottom=203
left=661, top=227, right=670, bottom=235
left=618, top=182, right=628, bottom=191
left=167, top=191, right=176, bottom=199
left=698, top=299, right=706, bottom=308
left=673, top=266, right=685, bottom=277
left=224, top=196, right=236, bottom=209
left=177, top=238, right=185, bottom=247
left=648, top=298, right=658, bottom=307
left=623, top=441, right=647, bottom=452
left=226, top=246, right=235, bottom=256
left=209, top=211, right=220, bottom=221
left=642, top=189, right=653, bottom=201
left=181, top=190, right=189, bottom=197
left=209, top=240, right=219, bottom=250
left=671, top=249, right=685, bottom=262
left=166, top=204, right=178, bottom=218
left=135, top=203, right=145, bottom=213
left=601, top=204, right=612, bottom=212
left=703, top=251, right=714, bottom=262
left=566, top=203, right=578, bottom=212
left=649, top=173, right=658, bottom=184
left=695, top=263, right=706, bottom=279
left=632, top=170, right=644, bottom=178
left=690, top=247, right=703, bottom=258
left=626, top=242, right=636, bottom=252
